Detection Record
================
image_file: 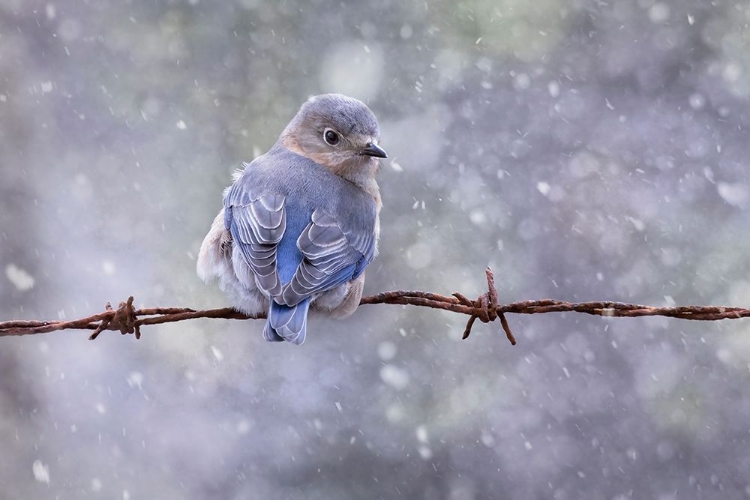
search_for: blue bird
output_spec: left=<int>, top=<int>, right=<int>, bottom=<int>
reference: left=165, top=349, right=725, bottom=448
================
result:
left=197, top=94, right=387, bottom=345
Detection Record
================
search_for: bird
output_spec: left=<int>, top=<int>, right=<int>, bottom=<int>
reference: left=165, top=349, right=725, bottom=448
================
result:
left=196, top=94, right=387, bottom=345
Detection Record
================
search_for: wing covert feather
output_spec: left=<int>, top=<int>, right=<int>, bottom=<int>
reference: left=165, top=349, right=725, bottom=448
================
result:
left=281, top=209, right=375, bottom=306
left=226, top=194, right=286, bottom=297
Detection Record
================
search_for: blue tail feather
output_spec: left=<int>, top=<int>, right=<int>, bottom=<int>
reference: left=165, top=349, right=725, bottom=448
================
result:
left=263, top=298, right=310, bottom=345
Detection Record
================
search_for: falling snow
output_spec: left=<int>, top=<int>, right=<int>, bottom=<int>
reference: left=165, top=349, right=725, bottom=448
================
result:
left=379, top=365, right=409, bottom=390
left=717, top=182, right=749, bottom=208
left=5, top=264, right=35, bottom=291
left=32, top=460, right=50, bottom=485
left=127, top=372, right=144, bottom=389
left=536, top=181, right=551, bottom=196
left=210, top=345, right=224, bottom=362
left=1, top=1, right=749, bottom=498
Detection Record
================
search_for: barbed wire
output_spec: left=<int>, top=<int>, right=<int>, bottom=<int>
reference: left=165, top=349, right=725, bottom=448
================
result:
left=1, top=268, right=748, bottom=344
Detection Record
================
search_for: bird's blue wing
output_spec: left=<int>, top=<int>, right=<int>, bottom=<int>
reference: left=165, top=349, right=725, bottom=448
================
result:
left=224, top=192, right=286, bottom=298
left=281, top=209, right=375, bottom=306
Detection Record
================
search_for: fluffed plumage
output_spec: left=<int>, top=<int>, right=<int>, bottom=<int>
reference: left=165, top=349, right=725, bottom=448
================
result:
left=197, top=94, right=386, bottom=345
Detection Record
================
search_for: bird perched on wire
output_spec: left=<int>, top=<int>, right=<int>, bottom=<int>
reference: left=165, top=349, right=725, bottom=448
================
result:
left=197, top=94, right=387, bottom=345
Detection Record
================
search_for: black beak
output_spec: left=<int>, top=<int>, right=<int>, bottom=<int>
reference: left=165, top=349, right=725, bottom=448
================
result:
left=360, top=143, right=388, bottom=159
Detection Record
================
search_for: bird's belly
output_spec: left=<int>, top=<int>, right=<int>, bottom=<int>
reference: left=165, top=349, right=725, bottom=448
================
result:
left=311, top=273, right=365, bottom=319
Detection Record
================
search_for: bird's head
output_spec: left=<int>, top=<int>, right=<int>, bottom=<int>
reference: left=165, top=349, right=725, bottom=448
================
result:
left=280, top=94, right=387, bottom=178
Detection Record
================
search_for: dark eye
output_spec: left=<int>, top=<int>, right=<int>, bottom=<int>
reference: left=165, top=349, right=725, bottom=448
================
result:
left=323, top=128, right=340, bottom=146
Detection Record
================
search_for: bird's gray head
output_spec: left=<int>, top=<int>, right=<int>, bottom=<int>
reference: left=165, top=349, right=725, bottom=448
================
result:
left=280, top=94, right=387, bottom=174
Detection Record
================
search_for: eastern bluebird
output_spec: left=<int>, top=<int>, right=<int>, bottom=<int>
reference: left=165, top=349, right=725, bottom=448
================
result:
left=197, top=94, right=386, bottom=345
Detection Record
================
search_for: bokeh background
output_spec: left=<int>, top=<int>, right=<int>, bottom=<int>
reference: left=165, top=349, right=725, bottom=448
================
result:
left=2, top=0, right=750, bottom=498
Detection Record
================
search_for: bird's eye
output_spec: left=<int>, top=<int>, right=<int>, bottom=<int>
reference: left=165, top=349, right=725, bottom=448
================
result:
left=323, top=129, right=340, bottom=146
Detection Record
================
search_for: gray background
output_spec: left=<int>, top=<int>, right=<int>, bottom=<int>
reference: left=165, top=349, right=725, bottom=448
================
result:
left=2, top=0, right=750, bottom=498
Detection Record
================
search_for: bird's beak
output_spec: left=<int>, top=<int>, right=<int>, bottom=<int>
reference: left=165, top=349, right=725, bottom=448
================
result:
left=360, top=142, right=388, bottom=158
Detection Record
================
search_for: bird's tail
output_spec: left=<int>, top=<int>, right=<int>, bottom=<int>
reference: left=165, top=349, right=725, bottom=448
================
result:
left=263, top=298, right=310, bottom=345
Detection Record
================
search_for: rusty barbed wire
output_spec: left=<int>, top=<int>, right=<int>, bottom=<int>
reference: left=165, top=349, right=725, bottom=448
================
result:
left=1, top=268, right=749, bottom=344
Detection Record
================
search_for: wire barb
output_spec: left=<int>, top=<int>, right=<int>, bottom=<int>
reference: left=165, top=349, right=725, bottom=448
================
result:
left=457, top=267, right=516, bottom=345
left=87, top=297, right=140, bottom=340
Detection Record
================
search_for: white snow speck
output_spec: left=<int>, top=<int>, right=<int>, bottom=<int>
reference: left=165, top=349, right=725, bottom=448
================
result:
left=45, top=4, right=56, bottom=20
left=548, top=81, right=560, bottom=97
left=416, top=425, right=428, bottom=443
left=703, top=167, right=715, bottom=184
left=127, top=372, right=143, bottom=390
left=389, top=160, right=403, bottom=172
left=716, top=348, right=732, bottom=365
left=380, top=365, right=409, bottom=390
left=717, top=182, right=749, bottom=208
left=663, top=295, right=676, bottom=307
left=524, top=441, right=533, bottom=450
left=469, top=210, right=486, bottom=225
left=335, top=401, right=343, bottom=412
left=687, top=14, right=695, bottom=25
left=91, top=478, right=102, bottom=492
left=32, top=460, right=50, bottom=484
left=723, top=62, right=742, bottom=83
left=688, top=93, right=705, bottom=110
left=513, top=73, right=531, bottom=91
left=102, top=260, right=116, bottom=275
left=648, top=3, right=670, bottom=23
left=96, top=403, right=107, bottom=415
left=536, top=181, right=551, bottom=196
left=211, top=345, right=224, bottom=362
left=176, top=120, right=187, bottom=130
left=626, top=217, right=645, bottom=231
left=41, top=81, right=53, bottom=94
left=377, top=341, right=397, bottom=361
left=6, top=264, right=35, bottom=291
left=418, top=446, right=433, bottom=460
left=123, top=490, right=131, bottom=500
left=0, top=94, right=6, bottom=102
left=236, top=419, right=251, bottom=435
left=480, top=431, right=495, bottom=447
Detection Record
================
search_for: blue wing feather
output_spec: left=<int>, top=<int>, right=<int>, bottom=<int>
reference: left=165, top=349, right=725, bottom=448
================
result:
left=280, top=209, right=374, bottom=306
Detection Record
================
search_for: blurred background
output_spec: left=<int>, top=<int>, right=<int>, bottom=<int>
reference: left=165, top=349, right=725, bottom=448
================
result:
left=2, top=0, right=750, bottom=498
